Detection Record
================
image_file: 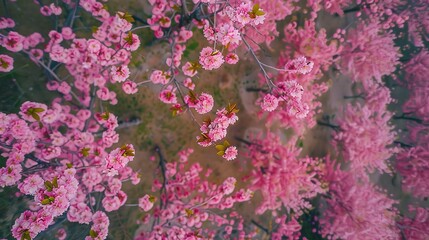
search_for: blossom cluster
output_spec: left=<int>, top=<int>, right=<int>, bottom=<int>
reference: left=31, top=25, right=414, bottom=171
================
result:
left=245, top=132, right=326, bottom=215
left=135, top=148, right=254, bottom=239
left=197, top=104, right=239, bottom=160
left=320, top=160, right=399, bottom=239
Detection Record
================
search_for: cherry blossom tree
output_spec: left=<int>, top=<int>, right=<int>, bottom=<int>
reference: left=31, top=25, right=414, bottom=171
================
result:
left=1, top=0, right=429, bottom=239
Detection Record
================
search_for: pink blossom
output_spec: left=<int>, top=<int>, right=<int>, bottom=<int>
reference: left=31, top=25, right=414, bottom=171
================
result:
left=199, top=47, right=224, bottom=70
left=225, top=53, right=239, bottom=65
left=0, top=164, right=22, bottom=187
left=11, top=210, right=53, bottom=240
left=183, top=78, right=195, bottom=90
left=261, top=94, right=279, bottom=112
left=150, top=70, right=170, bottom=84
left=139, top=194, right=155, bottom=211
left=284, top=56, right=314, bottom=74
left=246, top=132, right=325, bottom=215
left=96, top=87, right=110, bottom=101
left=19, top=101, right=48, bottom=122
left=2, top=31, right=24, bottom=52
left=0, top=17, right=15, bottom=29
left=194, top=93, right=214, bottom=114
left=182, top=62, right=199, bottom=77
left=220, top=177, right=237, bottom=195
left=340, top=20, right=401, bottom=84
left=159, top=85, right=177, bottom=104
left=18, top=174, right=43, bottom=195
left=122, top=80, right=138, bottom=94
left=55, top=228, right=67, bottom=240
left=222, top=146, right=238, bottom=161
left=86, top=39, right=101, bottom=53
left=320, top=163, right=399, bottom=240
left=122, top=33, right=140, bottom=51
left=110, top=65, right=130, bottom=83
left=398, top=206, right=429, bottom=240
left=61, top=27, right=75, bottom=40
left=216, top=24, right=241, bottom=46
left=105, top=144, right=135, bottom=176
left=0, top=54, right=14, bottom=72
left=50, top=3, right=62, bottom=15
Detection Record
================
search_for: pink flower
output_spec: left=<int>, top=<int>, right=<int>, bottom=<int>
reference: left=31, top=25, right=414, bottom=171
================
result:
left=284, top=56, right=314, bottom=74
left=194, top=93, right=214, bottom=114
left=2, top=31, right=24, bottom=52
left=12, top=210, right=53, bottom=240
left=220, top=177, right=236, bottom=195
left=122, top=80, right=138, bottom=94
left=97, top=87, right=111, bottom=101
left=225, top=53, right=239, bottom=64
left=86, top=39, right=101, bottom=53
left=222, top=146, right=238, bottom=161
left=102, top=195, right=121, bottom=212
left=105, top=144, right=135, bottom=176
left=183, top=78, right=195, bottom=90
left=234, top=3, right=252, bottom=25
left=19, top=101, right=48, bottom=122
left=159, top=85, right=177, bottom=104
left=340, top=20, right=400, bottom=84
left=55, top=228, right=67, bottom=240
left=0, top=17, right=15, bottom=29
left=139, top=194, right=155, bottom=211
left=261, top=94, right=279, bottom=112
left=182, top=62, right=199, bottom=77
left=199, top=47, right=224, bottom=70
left=216, top=24, right=241, bottom=46
left=40, top=6, right=52, bottom=16
left=122, top=33, right=140, bottom=51
left=57, top=82, right=71, bottom=95
left=150, top=70, right=170, bottom=84
left=0, top=164, right=22, bottom=187
left=50, top=3, right=62, bottom=15
left=110, top=65, right=130, bottom=83
left=18, top=174, right=43, bottom=195
left=61, top=27, right=75, bottom=40
left=0, top=54, right=13, bottom=72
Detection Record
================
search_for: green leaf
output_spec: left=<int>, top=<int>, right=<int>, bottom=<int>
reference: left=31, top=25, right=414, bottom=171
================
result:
left=248, top=4, right=265, bottom=18
left=124, top=31, right=134, bottom=45
left=255, top=9, right=265, bottom=16
left=31, top=112, right=40, bottom=121
left=117, top=12, right=135, bottom=23
left=215, top=144, right=225, bottom=151
left=223, top=140, right=230, bottom=148
left=81, top=147, right=90, bottom=157
left=41, top=198, right=51, bottom=205
left=252, top=3, right=260, bottom=12
left=91, top=26, right=99, bottom=33
left=89, top=229, right=98, bottom=238
left=21, top=230, right=31, bottom=240
left=33, top=108, right=45, bottom=113
left=44, top=181, right=53, bottom=191
left=101, top=111, right=110, bottom=120
left=66, top=163, right=73, bottom=169
left=185, top=208, right=194, bottom=217
left=52, top=177, right=58, bottom=188
left=217, top=151, right=225, bottom=156
left=0, top=58, right=10, bottom=69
